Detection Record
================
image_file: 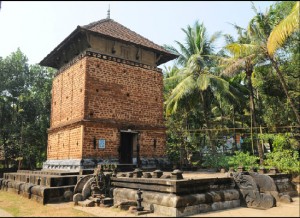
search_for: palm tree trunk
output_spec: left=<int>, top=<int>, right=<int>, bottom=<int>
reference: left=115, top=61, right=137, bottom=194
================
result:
left=247, top=73, right=264, bottom=165
left=200, top=91, right=216, bottom=152
left=269, top=56, right=300, bottom=125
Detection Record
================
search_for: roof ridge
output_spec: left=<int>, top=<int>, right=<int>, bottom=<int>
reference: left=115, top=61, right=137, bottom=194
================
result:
left=81, top=18, right=112, bottom=29
left=110, top=19, right=167, bottom=51
left=81, top=18, right=169, bottom=53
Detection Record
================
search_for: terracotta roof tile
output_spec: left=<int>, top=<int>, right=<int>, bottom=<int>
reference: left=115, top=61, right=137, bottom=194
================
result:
left=81, top=18, right=172, bottom=55
left=40, top=18, right=178, bottom=68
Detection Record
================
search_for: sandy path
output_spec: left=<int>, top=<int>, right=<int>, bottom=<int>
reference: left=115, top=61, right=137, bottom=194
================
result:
left=0, top=208, right=13, bottom=217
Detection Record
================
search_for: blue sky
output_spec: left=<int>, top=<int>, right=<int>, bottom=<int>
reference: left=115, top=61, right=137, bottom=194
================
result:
left=0, top=1, right=274, bottom=69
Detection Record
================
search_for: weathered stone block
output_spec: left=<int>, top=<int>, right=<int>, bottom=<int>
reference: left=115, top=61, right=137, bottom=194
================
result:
left=152, top=170, right=163, bottom=178
left=171, top=169, right=183, bottom=180
left=133, top=168, right=143, bottom=178
left=103, top=197, right=113, bottom=205
left=269, top=167, right=279, bottom=174
left=279, top=194, right=292, bottom=203
left=73, top=193, right=83, bottom=204
left=78, top=199, right=95, bottom=207
left=63, top=190, right=73, bottom=201
left=143, top=172, right=152, bottom=178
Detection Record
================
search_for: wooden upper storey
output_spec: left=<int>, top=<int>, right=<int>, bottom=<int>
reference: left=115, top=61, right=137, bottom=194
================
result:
left=40, top=19, right=177, bottom=69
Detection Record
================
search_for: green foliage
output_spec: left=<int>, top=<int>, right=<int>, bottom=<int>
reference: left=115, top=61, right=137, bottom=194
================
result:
left=227, top=151, right=259, bottom=170
left=165, top=111, right=201, bottom=165
left=202, top=153, right=230, bottom=170
left=259, top=133, right=300, bottom=151
left=265, top=150, right=300, bottom=174
left=0, top=49, right=55, bottom=169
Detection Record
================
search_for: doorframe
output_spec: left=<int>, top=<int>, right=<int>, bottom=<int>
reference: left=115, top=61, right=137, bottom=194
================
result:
left=119, top=130, right=139, bottom=164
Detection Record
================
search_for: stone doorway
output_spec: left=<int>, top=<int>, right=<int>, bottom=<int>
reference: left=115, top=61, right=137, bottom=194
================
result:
left=119, top=131, right=138, bottom=164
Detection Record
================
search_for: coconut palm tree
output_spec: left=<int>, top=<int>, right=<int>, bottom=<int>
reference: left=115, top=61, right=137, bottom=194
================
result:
left=165, top=21, right=246, bottom=152
left=220, top=24, right=264, bottom=164
left=165, top=54, right=245, bottom=152
left=221, top=2, right=300, bottom=163
left=164, top=20, right=221, bottom=67
left=163, top=21, right=220, bottom=151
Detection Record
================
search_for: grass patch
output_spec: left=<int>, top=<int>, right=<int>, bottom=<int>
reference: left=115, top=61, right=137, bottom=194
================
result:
left=0, top=191, right=95, bottom=217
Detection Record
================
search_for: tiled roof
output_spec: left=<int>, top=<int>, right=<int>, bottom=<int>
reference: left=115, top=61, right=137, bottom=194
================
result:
left=40, top=18, right=178, bottom=68
left=81, top=18, right=173, bottom=55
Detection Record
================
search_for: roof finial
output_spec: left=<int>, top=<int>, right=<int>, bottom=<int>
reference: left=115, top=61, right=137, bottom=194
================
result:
left=107, top=4, right=110, bottom=19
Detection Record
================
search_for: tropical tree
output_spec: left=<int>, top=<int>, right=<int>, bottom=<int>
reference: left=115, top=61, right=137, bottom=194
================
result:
left=165, top=54, right=245, bottom=152
left=247, top=2, right=300, bottom=124
left=164, top=20, right=221, bottom=67
left=220, top=25, right=264, bottom=164
left=0, top=49, right=55, bottom=169
left=164, top=21, right=246, bottom=154
left=163, top=21, right=222, bottom=151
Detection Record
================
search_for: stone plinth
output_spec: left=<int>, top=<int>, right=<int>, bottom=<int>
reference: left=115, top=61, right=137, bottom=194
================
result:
left=113, top=188, right=240, bottom=216
left=111, top=175, right=239, bottom=216
left=0, top=170, right=80, bottom=204
left=111, top=176, right=235, bottom=195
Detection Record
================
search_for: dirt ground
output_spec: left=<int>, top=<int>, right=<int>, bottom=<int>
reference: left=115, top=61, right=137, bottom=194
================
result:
left=0, top=171, right=299, bottom=217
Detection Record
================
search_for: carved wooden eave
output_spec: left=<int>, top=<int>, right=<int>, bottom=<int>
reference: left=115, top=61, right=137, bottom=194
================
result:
left=40, top=26, right=90, bottom=69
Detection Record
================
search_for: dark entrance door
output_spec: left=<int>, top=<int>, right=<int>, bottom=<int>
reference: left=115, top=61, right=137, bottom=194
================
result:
left=120, top=132, right=134, bottom=164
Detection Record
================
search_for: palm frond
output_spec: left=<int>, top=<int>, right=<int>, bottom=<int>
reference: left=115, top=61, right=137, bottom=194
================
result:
left=164, top=71, right=189, bottom=83
left=165, top=75, right=196, bottom=115
left=223, top=34, right=235, bottom=45
left=267, top=1, right=300, bottom=56
left=196, top=73, right=211, bottom=91
left=210, top=31, right=222, bottom=44
left=251, top=1, right=258, bottom=15
left=225, top=43, right=258, bottom=58
left=163, top=44, right=180, bottom=56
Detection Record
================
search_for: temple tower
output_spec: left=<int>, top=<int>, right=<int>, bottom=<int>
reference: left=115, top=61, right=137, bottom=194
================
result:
left=40, top=18, right=177, bottom=170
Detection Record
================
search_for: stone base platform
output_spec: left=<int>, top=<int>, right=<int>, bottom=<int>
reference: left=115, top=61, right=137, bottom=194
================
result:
left=111, top=174, right=240, bottom=217
left=0, top=170, right=81, bottom=204
left=114, top=188, right=240, bottom=216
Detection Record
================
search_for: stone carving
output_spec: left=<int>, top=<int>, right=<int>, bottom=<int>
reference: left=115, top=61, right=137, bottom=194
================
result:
left=74, top=175, right=94, bottom=195
left=73, top=170, right=112, bottom=206
left=233, top=172, right=274, bottom=209
left=249, top=172, right=279, bottom=202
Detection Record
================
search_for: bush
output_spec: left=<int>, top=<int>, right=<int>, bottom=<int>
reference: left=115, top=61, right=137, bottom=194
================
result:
left=228, top=151, right=259, bottom=171
left=265, top=149, right=300, bottom=174
left=259, top=133, right=300, bottom=151
left=202, top=154, right=230, bottom=170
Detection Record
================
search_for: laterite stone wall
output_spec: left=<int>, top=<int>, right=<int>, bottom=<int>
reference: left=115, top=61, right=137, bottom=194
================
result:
left=47, top=54, right=166, bottom=161
left=85, top=57, right=164, bottom=126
